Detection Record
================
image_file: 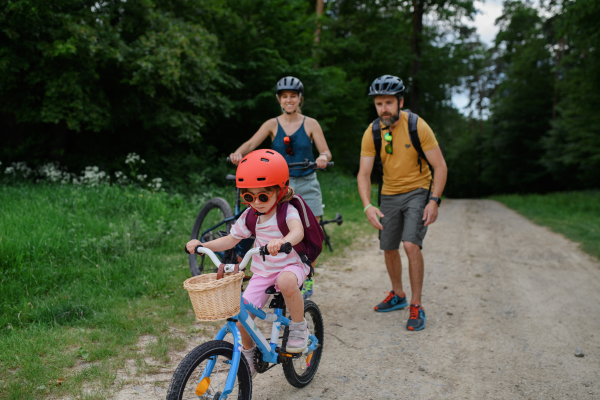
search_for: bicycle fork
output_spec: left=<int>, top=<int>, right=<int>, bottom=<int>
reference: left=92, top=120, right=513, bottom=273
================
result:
left=197, top=321, right=242, bottom=400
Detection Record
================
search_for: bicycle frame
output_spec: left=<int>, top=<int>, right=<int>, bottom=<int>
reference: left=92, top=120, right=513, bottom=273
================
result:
left=194, top=246, right=320, bottom=400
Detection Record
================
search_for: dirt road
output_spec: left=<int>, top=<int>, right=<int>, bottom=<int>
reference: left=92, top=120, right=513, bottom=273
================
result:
left=114, top=199, right=600, bottom=399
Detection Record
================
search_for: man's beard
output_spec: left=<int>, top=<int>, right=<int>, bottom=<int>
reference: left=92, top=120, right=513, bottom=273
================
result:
left=380, top=111, right=399, bottom=127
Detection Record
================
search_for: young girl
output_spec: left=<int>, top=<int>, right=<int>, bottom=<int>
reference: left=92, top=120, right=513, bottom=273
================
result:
left=185, top=149, right=310, bottom=376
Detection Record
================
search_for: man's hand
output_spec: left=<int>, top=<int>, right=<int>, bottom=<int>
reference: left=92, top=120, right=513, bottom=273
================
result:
left=186, top=239, right=203, bottom=255
left=267, top=238, right=288, bottom=256
left=422, top=201, right=438, bottom=227
left=315, top=154, right=328, bottom=169
left=229, top=152, right=243, bottom=165
left=366, top=206, right=384, bottom=230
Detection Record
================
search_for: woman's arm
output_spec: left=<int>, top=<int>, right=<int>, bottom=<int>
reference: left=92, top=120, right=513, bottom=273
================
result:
left=305, top=118, right=331, bottom=169
left=229, top=119, right=277, bottom=165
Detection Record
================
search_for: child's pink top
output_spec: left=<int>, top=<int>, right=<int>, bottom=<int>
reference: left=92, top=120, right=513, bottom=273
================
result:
left=230, top=205, right=309, bottom=277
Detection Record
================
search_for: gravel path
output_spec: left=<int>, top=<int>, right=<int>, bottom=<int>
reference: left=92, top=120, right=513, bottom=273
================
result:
left=113, top=199, right=600, bottom=399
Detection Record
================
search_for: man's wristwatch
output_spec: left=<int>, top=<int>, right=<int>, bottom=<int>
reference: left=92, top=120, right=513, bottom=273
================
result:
left=430, top=196, right=441, bottom=206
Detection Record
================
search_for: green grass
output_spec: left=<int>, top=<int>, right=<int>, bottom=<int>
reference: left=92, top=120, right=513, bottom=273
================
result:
left=0, top=184, right=217, bottom=399
left=492, top=191, right=600, bottom=260
left=0, top=172, right=372, bottom=398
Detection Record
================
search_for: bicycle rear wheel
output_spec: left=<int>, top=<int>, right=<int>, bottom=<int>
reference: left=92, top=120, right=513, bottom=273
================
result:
left=282, top=300, right=324, bottom=388
left=189, top=197, right=234, bottom=276
left=167, top=340, right=251, bottom=400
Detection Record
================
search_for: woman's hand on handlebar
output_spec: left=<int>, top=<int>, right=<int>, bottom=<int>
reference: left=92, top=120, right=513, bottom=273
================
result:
left=266, top=238, right=290, bottom=256
left=229, top=152, right=243, bottom=165
left=315, top=154, right=329, bottom=169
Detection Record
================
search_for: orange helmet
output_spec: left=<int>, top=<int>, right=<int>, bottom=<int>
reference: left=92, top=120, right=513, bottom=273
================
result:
left=236, top=149, right=289, bottom=190
left=236, top=149, right=289, bottom=215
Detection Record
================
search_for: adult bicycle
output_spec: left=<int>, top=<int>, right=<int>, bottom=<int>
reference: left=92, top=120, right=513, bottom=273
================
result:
left=168, top=243, right=324, bottom=400
left=188, top=159, right=334, bottom=276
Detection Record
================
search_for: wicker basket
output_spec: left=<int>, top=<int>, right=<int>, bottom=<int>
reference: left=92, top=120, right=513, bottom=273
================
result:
left=183, top=271, right=245, bottom=321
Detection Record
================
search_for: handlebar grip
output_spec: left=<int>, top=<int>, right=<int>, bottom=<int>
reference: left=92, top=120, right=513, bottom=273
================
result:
left=280, top=242, right=293, bottom=254
left=194, top=245, right=204, bottom=255
left=326, top=162, right=334, bottom=168
left=184, top=245, right=191, bottom=254
left=226, top=157, right=231, bottom=163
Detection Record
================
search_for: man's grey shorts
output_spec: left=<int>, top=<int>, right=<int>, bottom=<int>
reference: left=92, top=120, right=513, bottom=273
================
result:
left=380, top=188, right=430, bottom=250
left=289, top=172, right=323, bottom=217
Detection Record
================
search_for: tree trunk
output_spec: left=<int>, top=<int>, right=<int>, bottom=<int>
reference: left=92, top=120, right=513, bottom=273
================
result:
left=313, top=0, right=325, bottom=67
left=552, top=37, right=564, bottom=121
left=410, top=0, right=424, bottom=114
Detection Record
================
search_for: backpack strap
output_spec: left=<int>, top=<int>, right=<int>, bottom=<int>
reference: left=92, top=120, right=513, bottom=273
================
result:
left=405, top=110, right=434, bottom=206
left=245, top=208, right=258, bottom=237
left=371, top=118, right=384, bottom=207
left=277, top=198, right=314, bottom=277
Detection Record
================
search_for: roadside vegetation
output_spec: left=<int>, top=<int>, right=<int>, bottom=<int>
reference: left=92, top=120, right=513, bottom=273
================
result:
left=493, top=191, right=600, bottom=260
left=0, top=171, right=370, bottom=399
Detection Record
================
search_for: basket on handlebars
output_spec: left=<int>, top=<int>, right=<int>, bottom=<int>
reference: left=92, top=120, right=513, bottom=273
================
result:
left=183, top=272, right=245, bottom=321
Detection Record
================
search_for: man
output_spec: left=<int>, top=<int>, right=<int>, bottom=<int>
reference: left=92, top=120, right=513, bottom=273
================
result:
left=357, top=75, right=448, bottom=331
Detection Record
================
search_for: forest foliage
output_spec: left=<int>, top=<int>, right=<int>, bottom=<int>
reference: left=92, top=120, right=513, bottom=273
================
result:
left=1, top=0, right=598, bottom=196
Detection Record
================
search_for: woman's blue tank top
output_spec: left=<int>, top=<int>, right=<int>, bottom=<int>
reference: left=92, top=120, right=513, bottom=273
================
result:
left=272, top=116, right=315, bottom=177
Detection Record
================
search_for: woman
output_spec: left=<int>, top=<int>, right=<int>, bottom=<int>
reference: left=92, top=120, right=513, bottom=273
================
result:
left=230, top=76, right=332, bottom=298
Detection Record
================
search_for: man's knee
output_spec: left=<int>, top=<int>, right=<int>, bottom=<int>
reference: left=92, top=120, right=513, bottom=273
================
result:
left=403, top=241, right=421, bottom=257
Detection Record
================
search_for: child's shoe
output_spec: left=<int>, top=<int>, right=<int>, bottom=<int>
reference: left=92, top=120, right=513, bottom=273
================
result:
left=285, top=319, right=308, bottom=353
left=241, top=346, right=257, bottom=378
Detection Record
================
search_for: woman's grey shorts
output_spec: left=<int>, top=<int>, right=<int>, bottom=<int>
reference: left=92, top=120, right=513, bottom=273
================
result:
left=289, top=172, right=323, bottom=217
left=379, top=188, right=430, bottom=250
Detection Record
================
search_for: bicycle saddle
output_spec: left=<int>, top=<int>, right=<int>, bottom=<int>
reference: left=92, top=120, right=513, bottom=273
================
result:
left=265, top=285, right=277, bottom=295
left=225, top=174, right=236, bottom=181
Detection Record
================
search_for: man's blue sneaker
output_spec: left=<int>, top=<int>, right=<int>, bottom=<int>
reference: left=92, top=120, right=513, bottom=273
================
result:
left=407, top=303, right=426, bottom=331
left=374, top=291, right=407, bottom=312
left=301, top=278, right=314, bottom=300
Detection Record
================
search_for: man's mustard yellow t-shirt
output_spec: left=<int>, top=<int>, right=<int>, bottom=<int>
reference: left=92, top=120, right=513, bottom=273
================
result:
left=361, top=111, right=438, bottom=195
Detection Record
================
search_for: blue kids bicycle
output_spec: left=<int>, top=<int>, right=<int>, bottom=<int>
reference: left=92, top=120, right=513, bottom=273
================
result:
left=168, top=243, right=324, bottom=399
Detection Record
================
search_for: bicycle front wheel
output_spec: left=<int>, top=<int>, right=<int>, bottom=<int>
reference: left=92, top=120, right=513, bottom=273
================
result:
left=282, top=300, right=324, bottom=388
left=167, top=340, right=252, bottom=400
left=189, top=197, right=234, bottom=276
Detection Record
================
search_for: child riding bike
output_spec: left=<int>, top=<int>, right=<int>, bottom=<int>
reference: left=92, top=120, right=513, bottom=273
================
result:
left=186, top=149, right=311, bottom=376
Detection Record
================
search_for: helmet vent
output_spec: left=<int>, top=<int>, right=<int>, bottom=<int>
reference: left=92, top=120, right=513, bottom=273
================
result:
left=266, top=150, right=274, bottom=154
left=241, top=159, right=247, bottom=163
left=260, top=158, right=270, bottom=162
left=238, top=178, right=244, bottom=182
left=257, top=177, right=266, bottom=181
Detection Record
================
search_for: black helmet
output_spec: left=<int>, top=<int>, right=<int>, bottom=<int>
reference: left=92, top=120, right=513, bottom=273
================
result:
left=276, top=76, right=304, bottom=97
left=368, top=75, right=405, bottom=97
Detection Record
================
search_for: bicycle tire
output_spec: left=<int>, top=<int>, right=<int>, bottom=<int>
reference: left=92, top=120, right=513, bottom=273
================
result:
left=282, top=300, right=324, bottom=388
left=189, top=197, right=234, bottom=276
left=166, top=340, right=252, bottom=400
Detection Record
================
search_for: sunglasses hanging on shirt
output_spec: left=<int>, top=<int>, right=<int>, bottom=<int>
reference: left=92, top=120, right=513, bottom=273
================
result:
left=384, top=131, right=393, bottom=154
left=283, top=136, right=293, bottom=155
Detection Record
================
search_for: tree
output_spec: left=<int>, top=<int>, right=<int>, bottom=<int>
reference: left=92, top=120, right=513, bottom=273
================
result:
left=543, top=0, right=600, bottom=188
left=480, top=1, right=554, bottom=193
left=0, top=0, right=230, bottom=170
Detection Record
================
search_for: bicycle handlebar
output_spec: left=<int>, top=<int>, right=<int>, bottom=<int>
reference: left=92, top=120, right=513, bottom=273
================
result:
left=226, top=157, right=333, bottom=170
left=185, top=242, right=293, bottom=272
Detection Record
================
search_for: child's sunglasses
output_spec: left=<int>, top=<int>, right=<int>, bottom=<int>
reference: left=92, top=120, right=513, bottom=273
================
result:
left=241, top=191, right=276, bottom=204
left=283, top=136, right=293, bottom=155
left=384, top=132, right=393, bottom=154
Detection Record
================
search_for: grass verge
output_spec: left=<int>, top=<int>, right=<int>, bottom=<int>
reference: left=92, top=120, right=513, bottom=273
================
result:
left=492, top=191, right=600, bottom=260
left=0, top=172, right=374, bottom=398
